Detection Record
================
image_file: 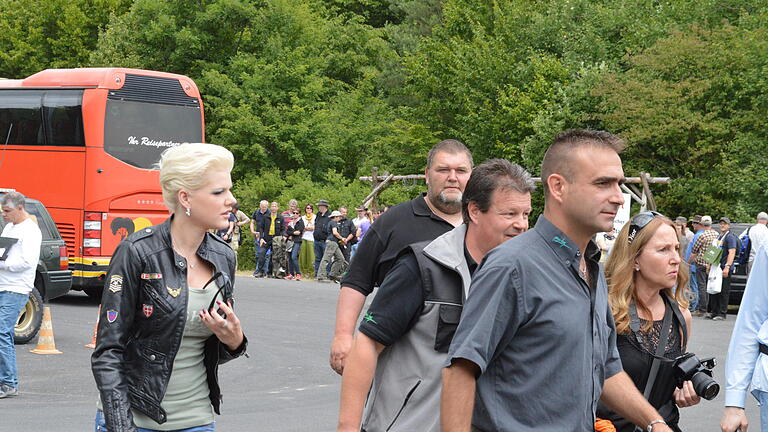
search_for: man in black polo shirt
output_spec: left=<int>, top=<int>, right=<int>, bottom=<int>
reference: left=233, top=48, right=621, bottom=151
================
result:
left=329, top=139, right=473, bottom=374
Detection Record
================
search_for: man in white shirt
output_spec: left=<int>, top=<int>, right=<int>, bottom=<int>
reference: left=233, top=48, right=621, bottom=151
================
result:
left=0, top=192, right=42, bottom=398
left=741, top=211, right=768, bottom=275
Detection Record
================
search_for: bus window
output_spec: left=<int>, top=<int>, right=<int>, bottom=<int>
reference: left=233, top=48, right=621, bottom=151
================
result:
left=0, top=90, right=43, bottom=145
left=43, top=91, right=85, bottom=147
left=104, top=100, right=203, bottom=169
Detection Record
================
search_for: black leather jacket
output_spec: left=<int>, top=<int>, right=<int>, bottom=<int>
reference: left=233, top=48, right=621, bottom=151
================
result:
left=91, top=218, right=248, bottom=431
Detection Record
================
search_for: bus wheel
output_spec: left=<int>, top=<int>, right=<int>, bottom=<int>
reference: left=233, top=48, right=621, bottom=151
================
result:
left=14, top=287, right=44, bottom=344
left=83, top=286, right=103, bottom=302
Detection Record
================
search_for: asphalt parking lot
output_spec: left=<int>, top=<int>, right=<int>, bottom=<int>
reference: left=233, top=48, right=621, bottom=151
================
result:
left=2, top=276, right=758, bottom=431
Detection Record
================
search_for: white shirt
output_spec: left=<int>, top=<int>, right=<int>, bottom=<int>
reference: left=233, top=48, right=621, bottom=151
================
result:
left=352, top=216, right=368, bottom=228
left=725, top=246, right=768, bottom=407
left=0, top=218, right=42, bottom=294
left=742, top=223, right=768, bottom=263
left=301, top=215, right=315, bottom=242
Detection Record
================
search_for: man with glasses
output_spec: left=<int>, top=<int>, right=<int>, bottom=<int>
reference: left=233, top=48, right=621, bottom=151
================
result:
left=441, top=130, right=673, bottom=432
left=0, top=192, right=42, bottom=398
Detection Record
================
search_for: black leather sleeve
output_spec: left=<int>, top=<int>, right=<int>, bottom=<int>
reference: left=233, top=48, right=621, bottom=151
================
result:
left=91, top=239, right=142, bottom=432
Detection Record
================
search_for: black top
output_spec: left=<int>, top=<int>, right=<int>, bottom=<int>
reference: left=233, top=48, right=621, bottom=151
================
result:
left=597, top=312, right=684, bottom=431
left=341, top=193, right=454, bottom=295
left=285, top=218, right=305, bottom=243
left=314, top=210, right=331, bottom=242
left=338, top=218, right=356, bottom=244
left=359, top=246, right=478, bottom=347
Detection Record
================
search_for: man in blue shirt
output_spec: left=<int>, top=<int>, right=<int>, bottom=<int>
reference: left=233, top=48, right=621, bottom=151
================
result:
left=710, top=217, right=738, bottom=321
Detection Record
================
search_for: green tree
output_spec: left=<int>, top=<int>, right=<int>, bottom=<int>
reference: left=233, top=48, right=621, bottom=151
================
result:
left=0, top=0, right=130, bottom=78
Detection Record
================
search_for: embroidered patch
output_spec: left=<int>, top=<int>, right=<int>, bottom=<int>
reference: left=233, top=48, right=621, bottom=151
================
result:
left=107, top=310, right=118, bottom=323
left=109, top=275, right=123, bottom=293
left=552, top=236, right=572, bottom=249
left=142, top=304, right=154, bottom=318
left=140, top=273, right=163, bottom=280
left=166, top=286, right=181, bottom=298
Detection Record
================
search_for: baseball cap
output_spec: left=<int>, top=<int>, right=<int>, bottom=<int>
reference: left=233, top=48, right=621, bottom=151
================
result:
left=758, top=212, right=768, bottom=221
left=700, top=215, right=712, bottom=225
left=719, top=217, right=731, bottom=224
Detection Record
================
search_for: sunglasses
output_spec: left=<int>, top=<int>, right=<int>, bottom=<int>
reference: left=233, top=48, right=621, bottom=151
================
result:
left=292, top=212, right=300, bottom=215
left=202, top=271, right=233, bottom=319
left=627, top=211, right=662, bottom=244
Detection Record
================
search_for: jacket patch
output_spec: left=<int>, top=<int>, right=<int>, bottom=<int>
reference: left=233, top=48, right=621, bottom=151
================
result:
left=166, top=286, right=181, bottom=298
left=109, top=275, right=123, bottom=293
left=140, top=273, right=163, bottom=280
left=107, top=310, right=119, bottom=323
left=142, top=304, right=154, bottom=318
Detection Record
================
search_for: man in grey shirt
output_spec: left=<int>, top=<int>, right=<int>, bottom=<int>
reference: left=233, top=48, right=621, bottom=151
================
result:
left=441, top=129, right=674, bottom=432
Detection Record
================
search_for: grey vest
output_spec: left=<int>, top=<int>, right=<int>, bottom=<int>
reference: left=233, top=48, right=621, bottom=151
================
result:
left=362, top=225, right=471, bottom=432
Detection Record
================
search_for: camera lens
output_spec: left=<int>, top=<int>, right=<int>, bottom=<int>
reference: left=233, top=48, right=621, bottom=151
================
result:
left=691, top=371, right=720, bottom=400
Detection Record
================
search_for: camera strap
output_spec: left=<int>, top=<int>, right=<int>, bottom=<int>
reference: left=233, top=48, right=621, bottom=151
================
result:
left=628, top=295, right=674, bottom=400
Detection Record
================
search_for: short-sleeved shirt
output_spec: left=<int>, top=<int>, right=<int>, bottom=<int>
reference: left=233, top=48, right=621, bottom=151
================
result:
left=327, top=220, right=339, bottom=241
left=341, top=193, right=455, bottom=295
left=692, top=229, right=719, bottom=267
left=719, top=231, right=738, bottom=270
left=360, top=246, right=477, bottom=346
left=446, top=216, right=622, bottom=432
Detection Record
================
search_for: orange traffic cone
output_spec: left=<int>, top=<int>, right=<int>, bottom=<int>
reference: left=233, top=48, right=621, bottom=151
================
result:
left=30, top=306, right=62, bottom=355
left=85, top=305, right=101, bottom=349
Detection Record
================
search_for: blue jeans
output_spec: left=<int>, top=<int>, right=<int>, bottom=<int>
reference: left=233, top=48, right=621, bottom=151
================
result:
left=688, top=263, right=699, bottom=311
left=314, top=240, right=326, bottom=276
left=256, top=241, right=272, bottom=275
left=0, top=291, right=28, bottom=388
left=754, top=389, right=768, bottom=432
left=95, top=410, right=215, bottom=432
left=289, top=242, right=301, bottom=275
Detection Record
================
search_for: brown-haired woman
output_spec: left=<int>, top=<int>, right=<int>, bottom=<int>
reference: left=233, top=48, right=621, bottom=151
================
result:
left=596, top=211, right=700, bottom=431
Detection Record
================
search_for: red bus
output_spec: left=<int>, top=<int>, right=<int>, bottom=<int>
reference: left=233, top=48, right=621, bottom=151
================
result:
left=0, top=68, right=204, bottom=298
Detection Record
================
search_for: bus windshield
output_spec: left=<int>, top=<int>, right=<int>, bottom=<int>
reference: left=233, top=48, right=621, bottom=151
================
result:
left=104, top=99, right=203, bottom=169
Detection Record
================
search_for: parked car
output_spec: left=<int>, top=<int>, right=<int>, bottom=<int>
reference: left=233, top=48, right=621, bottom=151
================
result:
left=0, top=190, right=72, bottom=343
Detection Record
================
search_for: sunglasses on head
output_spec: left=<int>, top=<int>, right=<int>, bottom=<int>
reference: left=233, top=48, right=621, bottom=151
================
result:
left=627, top=211, right=662, bottom=244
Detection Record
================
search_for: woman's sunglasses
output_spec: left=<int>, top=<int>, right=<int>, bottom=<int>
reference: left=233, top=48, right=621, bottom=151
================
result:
left=627, top=211, right=662, bottom=244
left=202, top=271, right=233, bottom=318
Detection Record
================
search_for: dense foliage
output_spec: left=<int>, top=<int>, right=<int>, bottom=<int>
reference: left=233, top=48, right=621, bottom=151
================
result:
left=3, top=0, right=768, bottom=225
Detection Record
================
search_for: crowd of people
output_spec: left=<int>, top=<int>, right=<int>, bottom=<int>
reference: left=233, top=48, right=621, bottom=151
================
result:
left=4, top=131, right=768, bottom=431
left=216, top=197, right=382, bottom=283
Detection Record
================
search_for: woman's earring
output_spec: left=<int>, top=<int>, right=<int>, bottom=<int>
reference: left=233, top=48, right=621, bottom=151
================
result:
left=635, top=266, right=640, bottom=272
left=185, top=207, right=191, bottom=217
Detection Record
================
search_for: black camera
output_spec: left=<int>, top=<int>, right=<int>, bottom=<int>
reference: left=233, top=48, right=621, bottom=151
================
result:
left=673, top=353, right=719, bottom=400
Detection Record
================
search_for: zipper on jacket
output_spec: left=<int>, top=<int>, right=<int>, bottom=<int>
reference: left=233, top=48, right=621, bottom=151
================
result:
left=385, top=379, right=422, bottom=431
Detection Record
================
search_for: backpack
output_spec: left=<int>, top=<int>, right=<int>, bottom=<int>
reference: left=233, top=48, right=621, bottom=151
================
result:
left=738, top=227, right=752, bottom=267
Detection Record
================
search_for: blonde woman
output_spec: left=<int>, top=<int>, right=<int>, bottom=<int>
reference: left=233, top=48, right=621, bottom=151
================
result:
left=597, top=212, right=699, bottom=431
left=92, top=143, right=248, bottom=432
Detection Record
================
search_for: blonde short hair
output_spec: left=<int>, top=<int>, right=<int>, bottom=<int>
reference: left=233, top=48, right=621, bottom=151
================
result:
left=159, top=143, right=234, bottom=212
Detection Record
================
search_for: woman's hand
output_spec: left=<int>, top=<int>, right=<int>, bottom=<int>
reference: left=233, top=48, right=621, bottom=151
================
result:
left=200, top=300, right=244, bottom=351
left=673, top=380, right=701, bottom=408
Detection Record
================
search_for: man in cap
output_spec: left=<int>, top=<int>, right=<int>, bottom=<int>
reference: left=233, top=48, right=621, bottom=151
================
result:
left=330, top=139, right=473, bottom=374
left=314, top=200, right=331, bottom=277
left=674, top=216, right=693, bottom=258
left=740, top=211, right=768, bottom=275
left=688, top=215, right=720, bottom=317
left=708, top=217, right=738, bottom=320
left=318, top=210, right=348, bottom=282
